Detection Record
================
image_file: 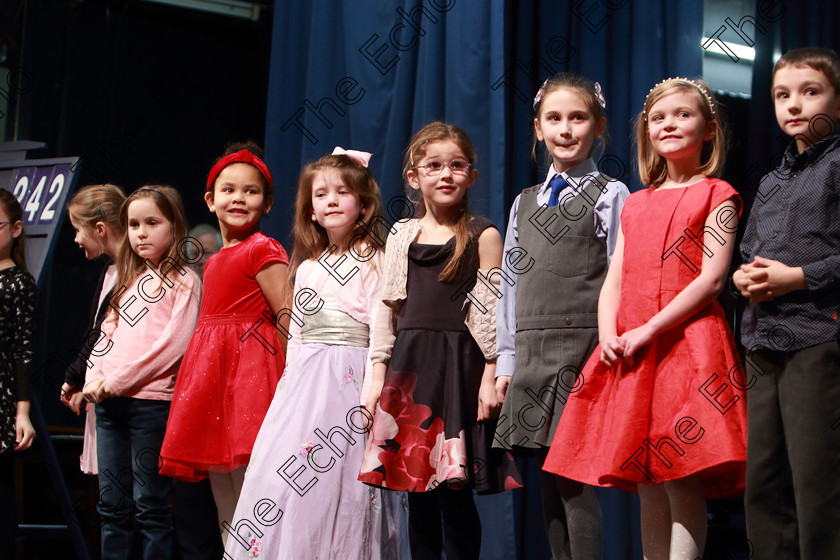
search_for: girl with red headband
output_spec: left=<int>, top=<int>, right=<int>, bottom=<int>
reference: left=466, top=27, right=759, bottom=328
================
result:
left=159, top=141, right=291, bottom=543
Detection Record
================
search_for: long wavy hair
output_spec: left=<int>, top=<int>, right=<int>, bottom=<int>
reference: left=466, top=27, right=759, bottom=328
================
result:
left=291, top=154, right=383, bottom=279
left=111, top=185, right=191, bottom=324
left=403, top=121, right=477, bottom=282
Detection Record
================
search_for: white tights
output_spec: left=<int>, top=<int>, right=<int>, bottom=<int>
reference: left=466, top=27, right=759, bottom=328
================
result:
left=638, top=475, right=707, bottom=560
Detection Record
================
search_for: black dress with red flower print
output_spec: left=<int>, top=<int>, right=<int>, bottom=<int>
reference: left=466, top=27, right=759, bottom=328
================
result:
left=359, top=217, right=521, bottom=494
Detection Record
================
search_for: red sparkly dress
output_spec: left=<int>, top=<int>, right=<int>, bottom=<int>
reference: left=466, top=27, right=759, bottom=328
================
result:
left=543, top=179, right=747, bottom=498
left=159, top=232, right=288, bottom=481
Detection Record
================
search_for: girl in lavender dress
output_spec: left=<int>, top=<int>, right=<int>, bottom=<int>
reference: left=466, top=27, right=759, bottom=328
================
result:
left=225, top=149, right=401, bottom=559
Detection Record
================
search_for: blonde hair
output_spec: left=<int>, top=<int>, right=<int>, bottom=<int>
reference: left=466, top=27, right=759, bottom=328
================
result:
left=111, top=185, right=191, bottom=324
left=532, top=73, right=608, bottom=163
left=291, top=154, right=384, bottom=278
left=403, top=121, right=477, bottom=282
left=635, top=78, right=727, bottom=187
left=67, top=184, right=126, bottom=237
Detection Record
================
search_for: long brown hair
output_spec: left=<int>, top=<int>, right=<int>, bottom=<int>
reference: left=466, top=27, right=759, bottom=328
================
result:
left=111, top=185, right=191, bottom=324
left=0, top=190, right=26, bottom=270
left=291, top=154, right=383, bottom=278
left=403, top=121, right=477, bottom=282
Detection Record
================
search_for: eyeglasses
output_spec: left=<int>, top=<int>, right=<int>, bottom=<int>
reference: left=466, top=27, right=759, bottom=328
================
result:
left=412, top=160, right=473, bottom=176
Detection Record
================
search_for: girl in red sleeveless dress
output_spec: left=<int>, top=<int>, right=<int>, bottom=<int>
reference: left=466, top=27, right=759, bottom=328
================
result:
left=543, top=79, right=747, bottom=560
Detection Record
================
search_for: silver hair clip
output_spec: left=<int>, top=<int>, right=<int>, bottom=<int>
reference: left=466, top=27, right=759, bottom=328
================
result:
left=643, top=77, right=716, bottom=120
left=594, top=82, right=606, bottom=109
left=533, top=79, right=549, bottom=110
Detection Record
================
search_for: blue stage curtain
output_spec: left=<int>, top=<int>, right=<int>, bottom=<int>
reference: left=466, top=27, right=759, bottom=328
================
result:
left=262, top=0, right=503, bottom=246
left=262, top=0, right=702, bottom=237
left=262, top=2, right=702, bottom=559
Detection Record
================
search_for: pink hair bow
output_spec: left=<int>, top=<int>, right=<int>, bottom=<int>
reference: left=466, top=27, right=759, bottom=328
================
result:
left=332, top=146, right=372, bottom=168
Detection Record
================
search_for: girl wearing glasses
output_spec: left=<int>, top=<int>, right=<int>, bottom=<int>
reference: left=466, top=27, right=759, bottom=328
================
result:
left=0, top=190, right=36, bottom=557
left=360, top=121, right=521, bottom=560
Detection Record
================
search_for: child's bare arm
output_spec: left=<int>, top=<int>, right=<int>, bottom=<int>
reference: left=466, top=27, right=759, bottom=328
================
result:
left=477, top=226, right=504, bottom=272
left=478, top=361, right=500, bottom=421
left=621, top=199, right=738, bottom=359
left=599, top=226, right=625, bottom=366
left=255, top=262, right=292, bottom=351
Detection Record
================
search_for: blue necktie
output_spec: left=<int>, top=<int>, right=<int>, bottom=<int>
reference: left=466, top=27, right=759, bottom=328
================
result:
left=547, top=175, right=568, bottom=207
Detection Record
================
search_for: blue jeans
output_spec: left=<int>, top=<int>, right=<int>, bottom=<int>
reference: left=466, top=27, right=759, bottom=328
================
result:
left=96, top=397, right=173, bottom=560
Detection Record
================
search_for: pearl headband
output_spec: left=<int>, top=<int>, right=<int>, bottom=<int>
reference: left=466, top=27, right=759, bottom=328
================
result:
left=643, top=77, right=716, bottom=120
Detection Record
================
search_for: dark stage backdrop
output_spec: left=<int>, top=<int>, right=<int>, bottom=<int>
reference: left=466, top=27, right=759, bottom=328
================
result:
left=261, top=0, right=704, bottom=243
left=742, top=0, right=840, bottom=215
left=261, top=1, right=703, bottom=558
left=10, top=0, right=839, bottom=557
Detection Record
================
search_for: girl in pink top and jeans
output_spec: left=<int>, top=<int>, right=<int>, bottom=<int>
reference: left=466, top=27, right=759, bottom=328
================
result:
left=83, top=185, right=200, bottom=560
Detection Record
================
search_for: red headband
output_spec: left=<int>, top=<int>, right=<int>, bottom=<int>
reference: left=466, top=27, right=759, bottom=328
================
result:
left=206, top=149, right=273, bottom=193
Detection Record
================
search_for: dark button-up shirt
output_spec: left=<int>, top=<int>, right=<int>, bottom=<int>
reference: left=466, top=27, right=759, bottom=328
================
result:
left=740, top=132, right=840, bottom=351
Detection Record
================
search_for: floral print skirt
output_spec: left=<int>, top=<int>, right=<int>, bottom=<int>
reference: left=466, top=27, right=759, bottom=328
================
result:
left=359, top=329, right=521, bottom=494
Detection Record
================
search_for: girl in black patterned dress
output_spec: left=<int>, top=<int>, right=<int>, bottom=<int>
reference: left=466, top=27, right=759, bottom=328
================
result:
left=0, top=189, right=36, bottom=554
left=359, top=122, right=521, bottom=560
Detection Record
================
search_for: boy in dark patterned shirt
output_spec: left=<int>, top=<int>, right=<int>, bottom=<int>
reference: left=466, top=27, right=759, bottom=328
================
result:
left=734, top=47, right=840, bottom=560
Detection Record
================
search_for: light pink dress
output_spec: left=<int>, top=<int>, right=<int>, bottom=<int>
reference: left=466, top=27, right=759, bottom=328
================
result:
left=79, top=264, right=117, bottom=475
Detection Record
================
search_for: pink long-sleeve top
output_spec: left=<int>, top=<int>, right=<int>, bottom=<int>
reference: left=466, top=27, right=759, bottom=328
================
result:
left=84, top=267, right=201, bottom=400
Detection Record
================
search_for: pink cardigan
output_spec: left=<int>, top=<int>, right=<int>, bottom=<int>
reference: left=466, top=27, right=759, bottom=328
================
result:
left=84, top=268, right=201, bottom=400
